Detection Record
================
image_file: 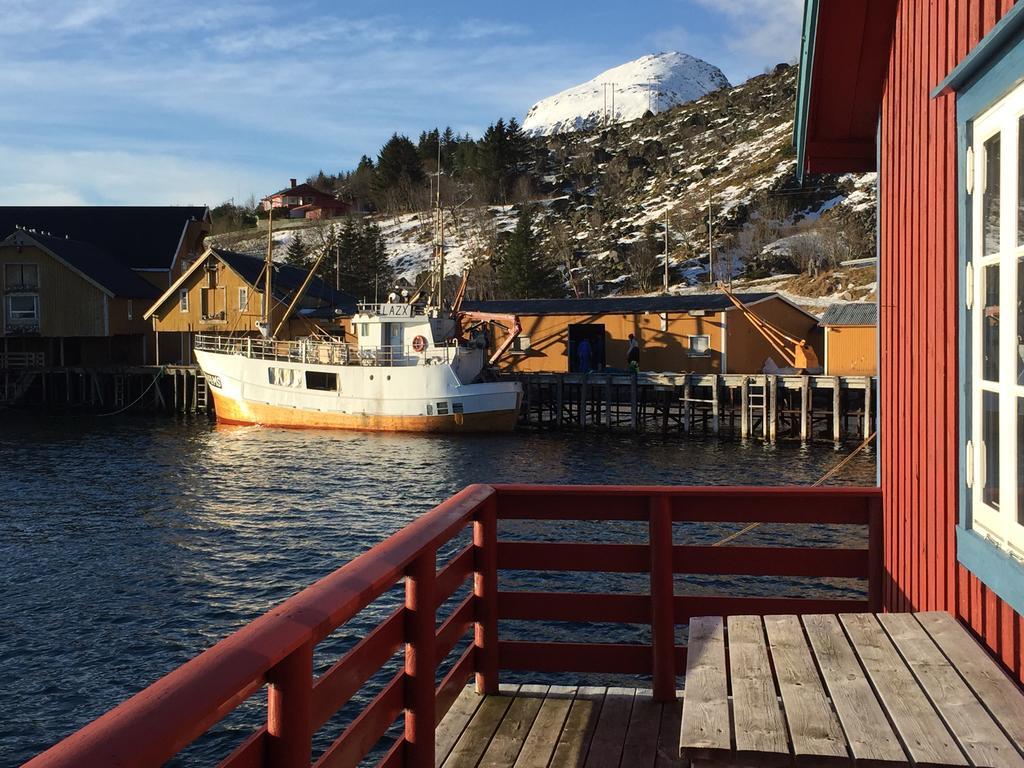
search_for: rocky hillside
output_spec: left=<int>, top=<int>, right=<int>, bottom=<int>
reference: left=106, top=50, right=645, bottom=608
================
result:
left=213, top=62, right=876, bottom=309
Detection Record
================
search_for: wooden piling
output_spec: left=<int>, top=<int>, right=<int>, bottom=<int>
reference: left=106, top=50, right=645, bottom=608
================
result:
left=863, top=377, right=873, bottom=440
left=768, top=375, right=777, bottom=443
left=832, top=378, right=841, bottom=445
left=740, top=377, right=750, bottom=438
left=800, top=375, right=810, bottom=443
left=711, top=375, right=720, bottom=435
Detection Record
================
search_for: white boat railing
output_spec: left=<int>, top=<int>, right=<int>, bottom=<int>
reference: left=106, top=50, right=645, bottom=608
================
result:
left=194, top=334, right=456, bottom=368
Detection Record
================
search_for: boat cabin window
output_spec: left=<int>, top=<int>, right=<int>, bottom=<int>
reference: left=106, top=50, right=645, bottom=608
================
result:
left=268, top=367, right=303, bottom=388
left=306, top=371, right=339, bottom=391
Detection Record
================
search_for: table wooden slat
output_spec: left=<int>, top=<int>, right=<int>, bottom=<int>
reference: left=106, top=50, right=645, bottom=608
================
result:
left=514, top=686, right=575, bottom=768
left=840, top=613, right=969, bottom=766
left=879, top=613, right=1024, bottom=768
left=760, top=614, right=846, bottom=762
left=728, top=615, right=789, bottom=758
left=679, top=617, right=731, bottom=760
left=917, top=611, right=1024, bottom=758
left=802, top=613, right=906, bottom=765
left=584, top=687, right=636, bottom=768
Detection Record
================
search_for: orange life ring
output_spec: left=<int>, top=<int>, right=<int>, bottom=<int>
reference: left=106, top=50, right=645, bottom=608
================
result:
left=412, top=335, right=428, bottom=353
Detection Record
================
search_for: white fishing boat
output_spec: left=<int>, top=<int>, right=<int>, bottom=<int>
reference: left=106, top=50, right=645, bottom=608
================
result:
left=194, top=299, right=522, bottom=432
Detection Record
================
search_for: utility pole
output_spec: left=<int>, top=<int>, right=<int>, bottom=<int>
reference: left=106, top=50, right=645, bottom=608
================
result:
left=663, top=211, right=670, bottom=293
left=707, top=189, right=714, bottom=285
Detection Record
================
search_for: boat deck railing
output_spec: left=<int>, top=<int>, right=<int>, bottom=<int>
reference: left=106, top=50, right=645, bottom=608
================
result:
left=24, top=484, right=882, bottom=768
left=194, top=333, right=458, bottom=368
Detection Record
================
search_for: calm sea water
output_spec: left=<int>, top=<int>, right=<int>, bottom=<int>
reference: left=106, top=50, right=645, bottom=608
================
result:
left=0, top=414, right=875, bottom=766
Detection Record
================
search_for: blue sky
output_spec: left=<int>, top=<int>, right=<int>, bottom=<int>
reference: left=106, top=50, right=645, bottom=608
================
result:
left=0, top=0, right=803, bottom=207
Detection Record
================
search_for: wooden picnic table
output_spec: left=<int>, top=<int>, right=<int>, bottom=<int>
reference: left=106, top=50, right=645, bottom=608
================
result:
left=680, top=611, right=1024, bottom=767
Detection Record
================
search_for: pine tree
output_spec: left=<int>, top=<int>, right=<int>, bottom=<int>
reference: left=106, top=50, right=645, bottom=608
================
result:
left=374, top=134, right=425, bottom=209
left=498, top=207, right=562, bottom=299
left=285, top=233, right=309, bottom=268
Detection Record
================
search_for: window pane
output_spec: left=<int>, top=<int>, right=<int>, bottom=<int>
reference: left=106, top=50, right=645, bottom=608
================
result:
left=1019, top=117, right=1024, bottom=246
left=984, top=133, right=1001, bottom=256
left=1019, top=257, right=1024, bottom=384
left=1019, top=398, right=1024, bottom=524
left=983, top=390, right=1000, bottom=509
left=983, top=264, right=1000, bottom=381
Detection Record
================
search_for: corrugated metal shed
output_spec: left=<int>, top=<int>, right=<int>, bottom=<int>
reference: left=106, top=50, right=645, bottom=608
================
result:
left=818, top=303, right=878, bottom=327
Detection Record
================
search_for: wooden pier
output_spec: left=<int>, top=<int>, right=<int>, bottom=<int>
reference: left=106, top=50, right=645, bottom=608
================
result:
left=1, top=363, right=210, bottom=415
left=510, top=372, right=876, bottom=443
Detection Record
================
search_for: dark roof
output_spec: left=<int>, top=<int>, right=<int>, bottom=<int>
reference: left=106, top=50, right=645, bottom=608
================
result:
left=0, top=207, right=208, bottom=270
left=11, top=231, right=160, bottom=299
left=265, top=183, right=335, bottom=200
left=211, top=248, right=358, bottom=315
left=818, top=303, right=877, bottom=326
left=461, top=293, right=779, bottom=316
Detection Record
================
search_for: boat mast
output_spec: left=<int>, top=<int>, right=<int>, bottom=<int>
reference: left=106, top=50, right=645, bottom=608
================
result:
left=433, top=140, right=444, bottom=309
left=263, top=206, right=274, bottom=336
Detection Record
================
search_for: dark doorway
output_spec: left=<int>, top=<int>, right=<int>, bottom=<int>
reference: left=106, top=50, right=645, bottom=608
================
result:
left=568, top=323, right=606, bottom=372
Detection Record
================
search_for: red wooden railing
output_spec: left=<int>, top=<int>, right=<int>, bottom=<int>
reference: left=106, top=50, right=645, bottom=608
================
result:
left=25, top=484, right=882, bottom=768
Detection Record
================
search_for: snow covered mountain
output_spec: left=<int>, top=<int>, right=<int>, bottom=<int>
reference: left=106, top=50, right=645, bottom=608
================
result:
left=522, top=52, right=730, bottom=137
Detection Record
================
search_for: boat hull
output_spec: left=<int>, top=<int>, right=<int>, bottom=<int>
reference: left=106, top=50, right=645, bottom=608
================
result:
left=210, top=389, right=519, bottom=432
left=195, top=348, right=521, bottom=434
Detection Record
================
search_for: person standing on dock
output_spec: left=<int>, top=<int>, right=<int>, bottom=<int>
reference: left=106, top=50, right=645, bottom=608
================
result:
left=627, top=333, right=640, bottom=372
left=578, top=336, right=593, bottom=374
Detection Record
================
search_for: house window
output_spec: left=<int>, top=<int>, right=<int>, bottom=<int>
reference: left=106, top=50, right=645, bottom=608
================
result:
left=239, top=287, right=249, bottom=311
left=6, top=294, right=38, bottom=322
left=4, top=263, right=39, bottom=290
left=967, top=83, right=1024, bottom=560
left=688, top=335, right=711, bottom=356
left=179, top=289, right=189, bottom=312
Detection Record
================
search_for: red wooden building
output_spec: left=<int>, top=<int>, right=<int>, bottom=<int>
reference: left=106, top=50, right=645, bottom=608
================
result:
left=796, top=0, right=1024, bottom=683
left=262, top=179, right=351, bottom=219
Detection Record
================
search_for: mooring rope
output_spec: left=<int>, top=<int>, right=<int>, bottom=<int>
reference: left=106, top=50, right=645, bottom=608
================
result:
left=710, top=430, right=878, bottom=548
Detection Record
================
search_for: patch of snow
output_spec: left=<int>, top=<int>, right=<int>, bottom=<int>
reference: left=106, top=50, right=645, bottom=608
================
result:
left=522, top=52, right=730, bottom=137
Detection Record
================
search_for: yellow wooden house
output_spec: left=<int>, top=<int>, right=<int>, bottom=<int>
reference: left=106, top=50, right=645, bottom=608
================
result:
left=462, top=293, right=823, bottom=374
left=144, top=247, right=357, bottom=364
left=819, top=303, right=877, bottom=375
left=0, top=229, right=160, bottom=367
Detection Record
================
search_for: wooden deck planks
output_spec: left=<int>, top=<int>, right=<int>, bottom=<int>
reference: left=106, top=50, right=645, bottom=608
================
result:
left=653, top=695, right=684, bottom=768
left=550, top=686, right=607, bottom=768
left=801, top=613, right=906, bottom=766
left=917, top=611, right=1024, bottom=758
left=760, top=614, right=847, bottom=763
left=442, top=686, right=520, bottom=768
left=620, top=689, right=662, bottom=768
left=679, top=617, right=731, bottom=761
left=839, top=612, right=969, bottom=766
left=583, top=687, right=636, bottom=768
left=436, top=685, right=487, bottom=767
left=727, top=616, right=789, bottom=761
left=879, top=613, right=1024, bottom=768
left=479, top=685, right=548, bottom=768
left=514, top=686, right=576, bottom=768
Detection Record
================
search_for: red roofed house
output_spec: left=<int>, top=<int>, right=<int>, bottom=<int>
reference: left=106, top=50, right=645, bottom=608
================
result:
left=261, top=179, right=351, bottom=219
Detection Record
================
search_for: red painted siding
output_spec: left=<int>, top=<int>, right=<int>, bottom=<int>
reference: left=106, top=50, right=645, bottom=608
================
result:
left=880, top=0, right=1024, bottom=683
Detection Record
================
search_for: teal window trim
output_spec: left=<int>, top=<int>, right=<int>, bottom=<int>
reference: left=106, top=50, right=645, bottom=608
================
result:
left=951, top=19, right=1024, bottom=617
left=794, top=0, right=821, bottom=184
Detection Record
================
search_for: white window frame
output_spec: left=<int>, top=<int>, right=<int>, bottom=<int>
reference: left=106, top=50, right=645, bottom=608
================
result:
left=238, top=287, right=249, bottom=311
left=179, top=288, right=189, bottom=312
left=6, top=294, right=39, bottom=321
left=687, top=334, right=711, bottom=356
left=969, top=85, right=1024, bottom=559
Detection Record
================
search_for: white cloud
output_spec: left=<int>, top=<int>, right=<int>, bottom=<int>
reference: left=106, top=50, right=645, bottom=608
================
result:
left=0, top=146, right=275, bottom=206
left=454, top=19, right=530, bottom=40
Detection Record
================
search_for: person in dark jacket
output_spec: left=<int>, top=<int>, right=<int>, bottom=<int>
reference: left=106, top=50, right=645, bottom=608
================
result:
left=577, top=337, right=593, bottom=374
left=627, top=333, right=640, bottom=371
